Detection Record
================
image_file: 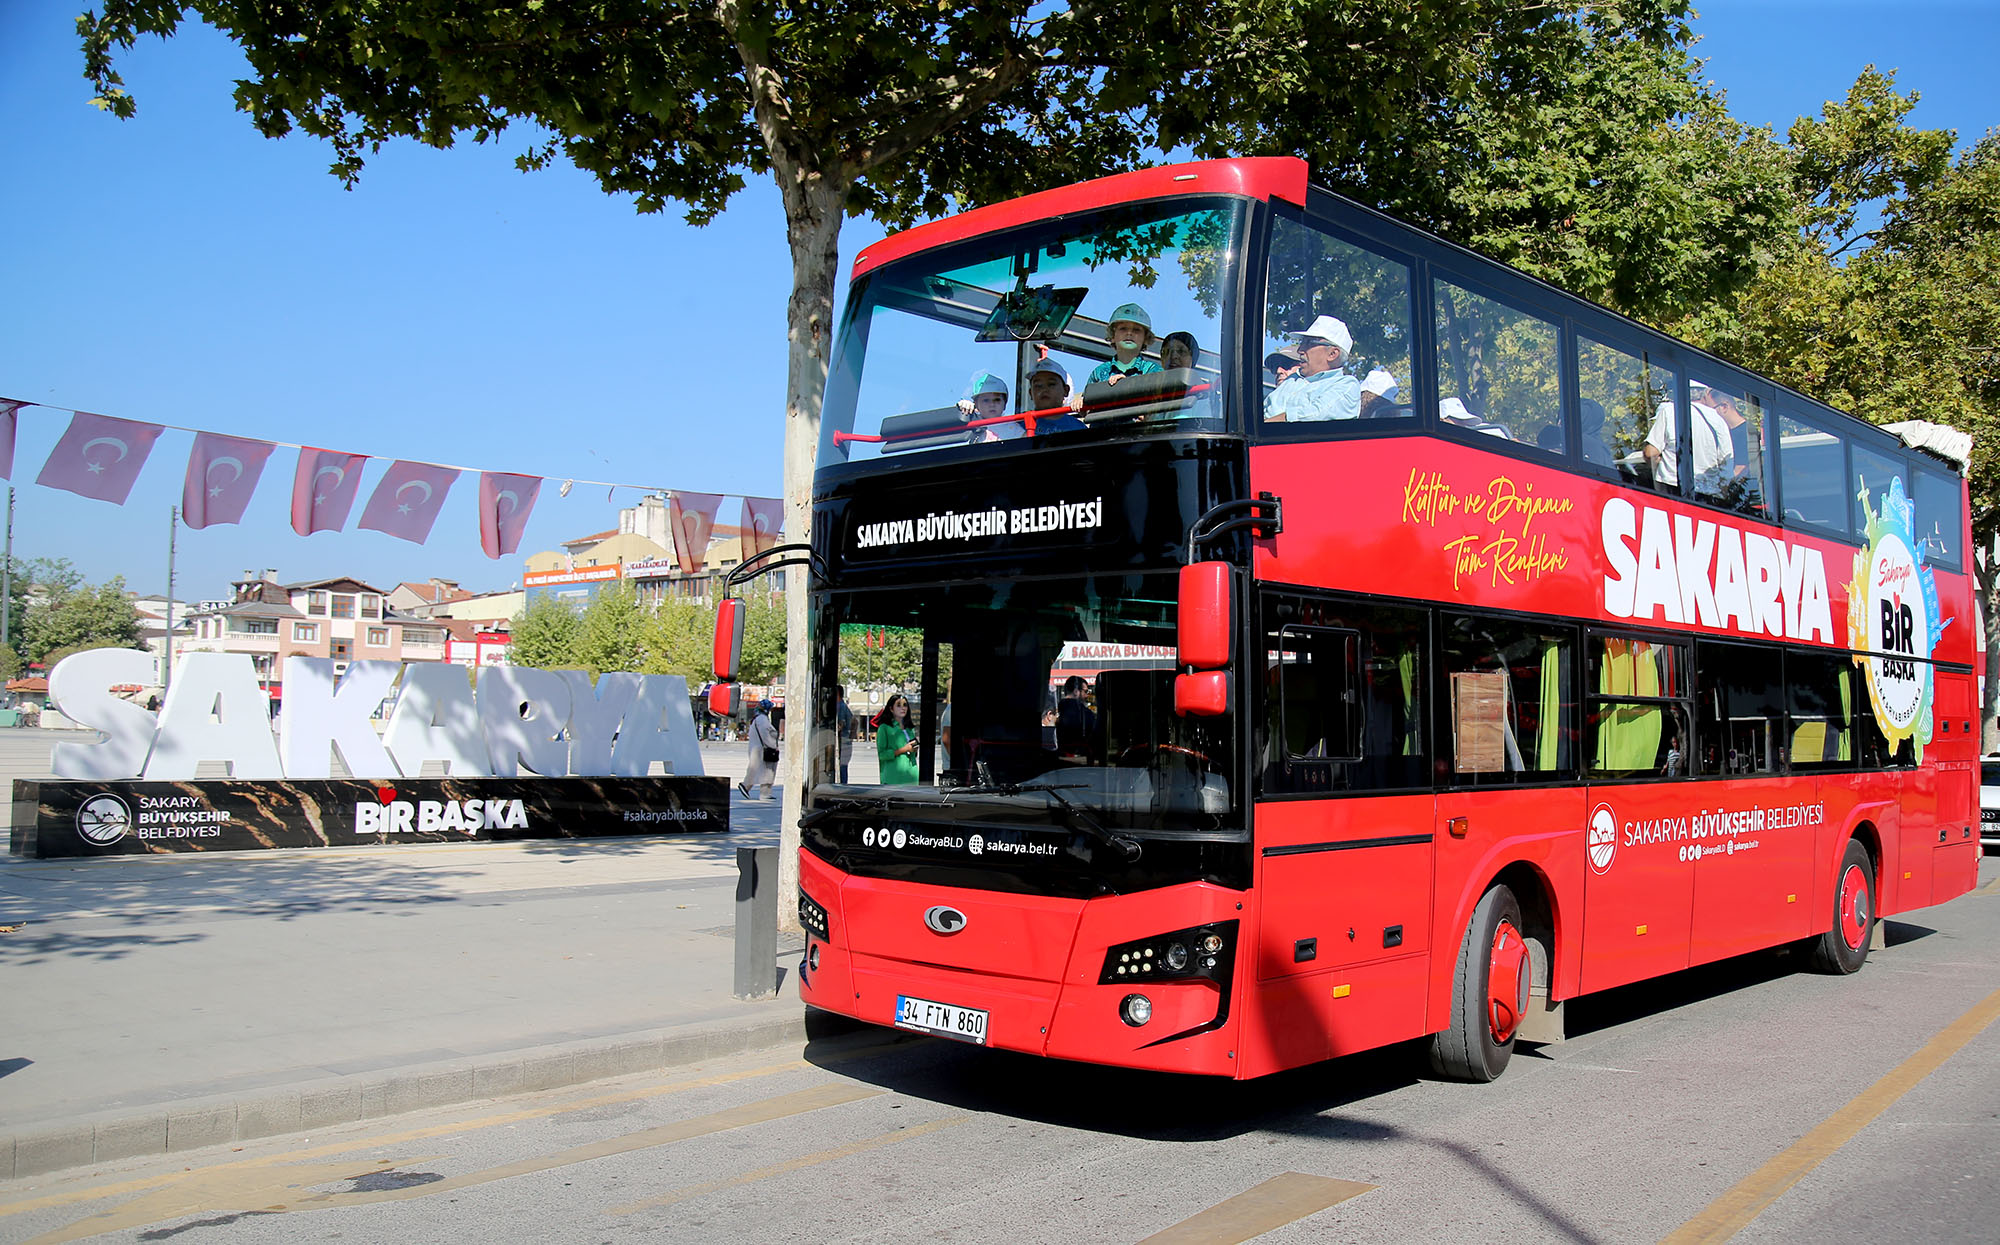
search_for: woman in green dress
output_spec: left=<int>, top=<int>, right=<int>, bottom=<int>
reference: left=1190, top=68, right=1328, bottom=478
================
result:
left=874, top=693, right=920, bottom=785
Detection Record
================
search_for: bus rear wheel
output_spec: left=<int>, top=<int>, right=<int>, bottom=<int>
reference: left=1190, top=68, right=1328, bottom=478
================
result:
left=1429, top=883, right=1527, bottom=1082
left=1808, top=838, right=1875, bottom=975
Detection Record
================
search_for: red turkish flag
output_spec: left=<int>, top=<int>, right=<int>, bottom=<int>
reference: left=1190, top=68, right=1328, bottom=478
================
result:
left=0, top=399, right=22, bottom=480
left=741, top=496, right=783, bottom=557
left=669, top=491, right=723, bottom=574
left=181, top=433, right=275, bottom=529
left=478, top=471, right=540, bottom=558
left=290, top=447, right=368, bottom=535
left=36, top=411, right=164, bottom=503
left=359, top=460, right=460, bottom=544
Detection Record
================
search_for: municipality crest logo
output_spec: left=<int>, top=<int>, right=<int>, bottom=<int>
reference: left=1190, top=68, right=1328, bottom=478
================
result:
left=76, top=793, right=132, bottom=846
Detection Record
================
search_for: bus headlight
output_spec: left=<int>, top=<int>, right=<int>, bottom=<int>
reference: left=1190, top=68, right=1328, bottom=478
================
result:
left=1099, top=921, right=1237, bottom=985
left=1121, top=994, right=1153, bottom=1027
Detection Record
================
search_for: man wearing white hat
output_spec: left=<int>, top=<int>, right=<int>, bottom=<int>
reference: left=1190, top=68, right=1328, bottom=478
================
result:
left=1265, top=314, right=1361, bottom=422
left=1643, top=379, right=1731, bottom=492
left=1358, top=367, right=1401, bottom=418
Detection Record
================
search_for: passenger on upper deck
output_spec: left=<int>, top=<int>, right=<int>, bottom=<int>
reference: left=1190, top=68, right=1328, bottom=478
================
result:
left=1162, top=331, right=1219, bottom=420
left=1358, top=368, right=1401, bottom=418
left=1643, top=379, right=1730, bottom=492
left=1025, top=356, right=1086, bottom=434
left=1264, top=315, right=1360, bottom=422
left=957, top=371, right=1023, bottom=442
left=1080, top=302, right=1162, bottom=388
left=1439, top=397, right=1512, bottom=439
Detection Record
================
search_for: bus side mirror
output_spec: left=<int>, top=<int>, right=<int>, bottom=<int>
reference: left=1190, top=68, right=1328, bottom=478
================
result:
left=1175, top=671, right=1231, bottom=717
left=709, top=682, right=741, bottom=718
left=1178, top=562, right=1231, bottom=669
left=713, top=597, right=745, bottom=681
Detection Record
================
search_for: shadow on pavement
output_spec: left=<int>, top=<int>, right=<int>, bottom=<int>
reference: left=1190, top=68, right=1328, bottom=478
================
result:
left=805, top=1008, right=1425, bottom=1144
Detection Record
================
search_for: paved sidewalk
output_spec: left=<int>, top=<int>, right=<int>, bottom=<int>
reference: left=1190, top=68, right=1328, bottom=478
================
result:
left=0, top=737, right=829, bottom=1179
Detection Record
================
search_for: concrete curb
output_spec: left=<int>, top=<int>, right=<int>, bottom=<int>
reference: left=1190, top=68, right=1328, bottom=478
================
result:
left=3, top=1009, right=813, bottom=1181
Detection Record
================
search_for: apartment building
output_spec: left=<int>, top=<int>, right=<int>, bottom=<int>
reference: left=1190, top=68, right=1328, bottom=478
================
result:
left=178, top=571, right=449, bottom=705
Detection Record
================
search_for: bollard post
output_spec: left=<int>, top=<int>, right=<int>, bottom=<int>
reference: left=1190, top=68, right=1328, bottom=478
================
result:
left=734, top=845, right=779, bottom=1000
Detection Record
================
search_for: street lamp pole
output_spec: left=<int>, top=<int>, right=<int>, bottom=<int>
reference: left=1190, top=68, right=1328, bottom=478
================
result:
left=163, top=504, right=178, bottom=694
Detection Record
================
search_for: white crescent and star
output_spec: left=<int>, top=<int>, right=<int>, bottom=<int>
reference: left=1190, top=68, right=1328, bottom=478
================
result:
left=81, top=436, right=129, bottom=474
left=313, top=463, right=346, bottom=505
left=394, top=479, right=433, bottom=515
left=495, top=489, right=520, bottom=516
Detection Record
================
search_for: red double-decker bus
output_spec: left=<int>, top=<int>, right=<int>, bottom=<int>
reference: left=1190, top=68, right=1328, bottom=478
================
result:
left=720, top=157, right=1982, bottom=1081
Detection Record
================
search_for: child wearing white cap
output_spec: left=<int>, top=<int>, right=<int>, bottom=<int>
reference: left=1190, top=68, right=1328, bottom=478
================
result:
left=1025, top=356, right=1086, bottom=434
left=956, top=371, right=1023, bottom=441
left=1085, top=302, right=1162, bottom=389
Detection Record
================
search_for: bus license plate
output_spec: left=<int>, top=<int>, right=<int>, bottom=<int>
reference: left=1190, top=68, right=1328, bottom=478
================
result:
left=893, top=995, right=989, bottom=1045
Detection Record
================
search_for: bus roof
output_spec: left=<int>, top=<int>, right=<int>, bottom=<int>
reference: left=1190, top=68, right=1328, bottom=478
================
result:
left=851, top=157, right=1307, bottom=280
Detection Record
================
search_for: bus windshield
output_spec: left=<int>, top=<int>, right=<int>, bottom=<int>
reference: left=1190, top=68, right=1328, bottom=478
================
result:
left=815, top=572, right=1238, bottom=836
left=820, top=199, right=1247, bottom=463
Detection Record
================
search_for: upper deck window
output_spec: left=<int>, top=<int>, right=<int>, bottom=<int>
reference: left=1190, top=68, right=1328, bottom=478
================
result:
left=1259, top=215, right=1415, bottom=431
left=1576, top=334, right=1675, bottom=488
left=821, top=199, right=1246, bottom=464
left=1432, top=278, right=1562, bottom=450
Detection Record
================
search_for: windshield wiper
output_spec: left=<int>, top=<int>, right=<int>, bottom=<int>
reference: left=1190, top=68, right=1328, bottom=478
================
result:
left=798, top=793, right=925, bottom=829
left=952, top=778, right=1142, bottom=864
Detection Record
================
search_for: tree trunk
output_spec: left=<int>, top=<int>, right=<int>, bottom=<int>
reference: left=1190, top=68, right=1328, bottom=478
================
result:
left=773, top=168, right=848, bottom=934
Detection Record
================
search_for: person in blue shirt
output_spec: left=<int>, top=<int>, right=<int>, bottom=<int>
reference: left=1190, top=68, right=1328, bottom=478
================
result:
left=1024, top=356, right=1086, bottom=434
left=1085, top=302, right=1161, bottom=388
left=1265, top=314, right=1362, bottom=422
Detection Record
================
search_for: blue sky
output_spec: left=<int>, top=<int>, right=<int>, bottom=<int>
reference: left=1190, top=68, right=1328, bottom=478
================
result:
left=1, top=0, right=1993, bottom=601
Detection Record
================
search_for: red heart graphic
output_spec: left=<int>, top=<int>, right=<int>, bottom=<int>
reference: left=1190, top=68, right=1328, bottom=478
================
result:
left=376, top=786, right=397, bottom=804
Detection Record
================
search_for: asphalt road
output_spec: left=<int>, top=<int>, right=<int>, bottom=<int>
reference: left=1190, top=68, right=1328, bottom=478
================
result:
left=5, top=854, right=1996, bottom=1244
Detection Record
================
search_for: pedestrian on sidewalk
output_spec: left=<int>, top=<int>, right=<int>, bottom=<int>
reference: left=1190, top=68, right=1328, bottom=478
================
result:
left=875, top=693, right=919, bottom=785
left=835, top=684, right=855, bottom=784
left=740, top=699, right=779, bottom=800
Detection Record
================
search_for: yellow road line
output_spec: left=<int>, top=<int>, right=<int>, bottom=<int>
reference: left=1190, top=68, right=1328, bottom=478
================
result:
left=1138, top=1172, right=1377, bottom=1245
left=608, top=1113, right=970, bottom=1215
left=1661, top=985, right=2000, bottom=1245
left=0, top=1029, right=911, bottom=1219
left=26, top=1083, right=884, bottom=1242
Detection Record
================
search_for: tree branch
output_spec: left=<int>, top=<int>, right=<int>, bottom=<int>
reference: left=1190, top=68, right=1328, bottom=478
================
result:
left=715, top=0, right=811, bottom=177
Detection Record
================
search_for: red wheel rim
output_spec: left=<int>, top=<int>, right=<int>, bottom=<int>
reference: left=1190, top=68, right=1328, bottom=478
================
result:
left=1839, top=862, right=1870, bottom=951
left=1486, top=920, right=1530, bottom=1043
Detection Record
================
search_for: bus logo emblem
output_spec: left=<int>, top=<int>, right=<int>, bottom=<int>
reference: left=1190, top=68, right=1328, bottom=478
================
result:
left=1587, top=803, right=1618, bottom=874
left=924, top=906, right=968, bottom=935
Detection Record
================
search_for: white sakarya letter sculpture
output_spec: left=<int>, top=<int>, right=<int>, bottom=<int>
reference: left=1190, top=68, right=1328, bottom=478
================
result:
left=479, top=667, right=573, bottom=777
left=278, top=657, right=401, bottom=779
left=383, top=662, right=492, bottom=777
left=144, top=652, right=283, bottom=779
left=47, top=648, right=159, bottom=779
left=560, top=670, right=640, bottom=777
left=609, top=674, right=704, bottom=778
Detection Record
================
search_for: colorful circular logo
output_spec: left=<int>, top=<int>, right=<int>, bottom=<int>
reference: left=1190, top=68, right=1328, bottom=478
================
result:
left=1587, top=803, right=1618, bottom=875
left=1846, top=477, right=1942, bottom=758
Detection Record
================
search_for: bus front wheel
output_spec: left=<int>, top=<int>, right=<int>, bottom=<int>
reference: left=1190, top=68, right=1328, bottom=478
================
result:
left=1807, top=838, right=1875, bottom=975
left=1429, top=883, right=1526, bottom=1082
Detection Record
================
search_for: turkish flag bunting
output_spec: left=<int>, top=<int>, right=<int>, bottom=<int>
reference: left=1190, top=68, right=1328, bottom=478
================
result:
left=36, top=411, right=164, bottom=503
left=290, top=447, right=368, bottom=536
left=741, top=496, right=784, bottom=558
left=0, top=399, right=22, bottom=480
left=181, top=433, right=275, bottom=529
left=359, top=460, right=460, bottom=545
left=478, top=471, right=541, bottom=558
left=669, top=491, right=723, bottom=574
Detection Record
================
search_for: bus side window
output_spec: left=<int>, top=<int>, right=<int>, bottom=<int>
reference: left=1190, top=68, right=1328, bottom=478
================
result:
left=1697, top=640, right=1784, bottom=775
left=1586, top=633, right=1692, bottom=779
left=1785, top=649, right=1853, bottom=772
left=1261, top=598, right=1427, bottom=794
left=1576, top=334, right=1674, bottom=488
left=1438, top=613, right=1576, bottom=786
left=1433, top=278, right=1562, bottom=451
